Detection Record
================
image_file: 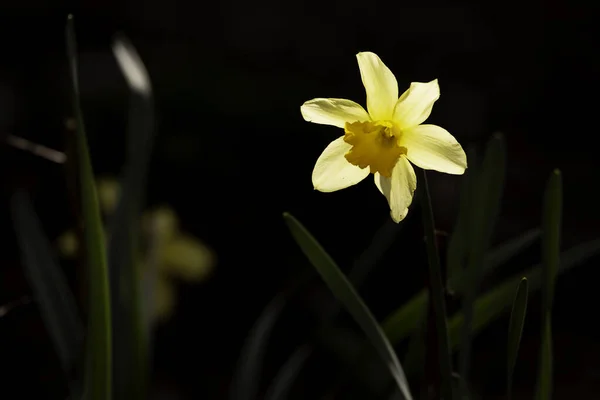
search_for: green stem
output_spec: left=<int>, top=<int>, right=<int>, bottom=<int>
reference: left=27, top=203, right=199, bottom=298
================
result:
left=417, top=168, right=454, bottom=400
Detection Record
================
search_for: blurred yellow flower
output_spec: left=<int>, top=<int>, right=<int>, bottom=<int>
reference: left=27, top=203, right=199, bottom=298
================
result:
left=57, top=177, right=216, bottom=323
left=301, top=52, right=467, bottom=222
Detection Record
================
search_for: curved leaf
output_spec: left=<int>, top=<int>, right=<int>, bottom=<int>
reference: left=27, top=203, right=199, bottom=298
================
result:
left=264, top=345, right=312, bottom=400
left=536, top=169, right=562, bottom=400
left=283, top=212, right=413, bottom=400
left=11, top=191, right=84, bottom=398
left=108, top=35, right=155, bottom=400
left=66, top=14, right=112, bottom=400
left=459, top=133, right=506, bottom=396
left=417, top=169, right=453, bottom=400
left=507, top=277, right=528, bottom=399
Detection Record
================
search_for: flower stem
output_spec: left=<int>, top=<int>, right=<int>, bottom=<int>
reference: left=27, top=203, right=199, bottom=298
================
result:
left=417, top=168, right=454, bottom=400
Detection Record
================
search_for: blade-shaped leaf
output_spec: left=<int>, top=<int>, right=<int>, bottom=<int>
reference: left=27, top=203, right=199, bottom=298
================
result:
left=536, top=169, right=562, bottom=400
left=283, top=212, right=413, bottom=400
left=382, top=290, right=428, bottom=347
left=541, top=170, right=561, bottom=317
left=507, top=277, right=528, bottom=399
left=10, top=191, right=84, bottom=397
left=230, top=294, right=287, bottom=400
left=483, top=229, right=540, bottom=275
left=448, top=244, right=594, bottom=355
left=449, top=228, right=540, bottom=296
left=230, top=270, right=313, bottom=400
left=107, top=35, right=154, bottom=400
left=446, top=146, right=477, bottom=294
left=417, top=168, right=454, bottom=400
left=384, top=227, right=539, bottom=346
left=260, top=217, right=403, bottom=399
left=368, top=238, right=600, bottom=400
left=402, top=300, right=427, bottom=377
left=536, top=319, right=553, bottom=400
left=459, top=133, right=506, bottom=395
left=264, top=345, right=312, bottom=400
left=383, top=237, right=600, bottom=347
left=66, top=14, right=112, bottom=400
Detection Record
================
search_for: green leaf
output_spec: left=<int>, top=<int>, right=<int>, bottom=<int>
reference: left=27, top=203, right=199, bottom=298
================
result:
left=449, top=228, right=540, bottom=296
left=230, top=270, right=313, bottom=400
left=10, top=191, right=84, bottom=398
left=264, top=345, right=312, bottom=400
left=230, top=294, right=287, bottom=400
left=536, top=319, right=553, bottom=400
left=283, top=212, right=413, bottom=400
left=66, top=14, right=112, bottom=400
left=373, top=238, right=600, bottom=399
left=447, top=240, right=596, bottom=355
left=383, top=236, right=600, bottom=348
left=381, top=290, right=428, bottom=347
left=446, top=146, right=477, bottom=294
left=541, top=170, right=562, bottom=315
left=507, top=277, right=528, bottom=400
left=536, top=169, right=562, bottom=400
left=459, top=133, right=506, bottom=395
left=261, top=218, right=402, bottom=399
left=417, top=169, right=454, bottom=400
left=382, top=227, right=539, bottom=347
left=402, top=300, right=427, bottom=377
left=107, top=35, right=154, bottom=400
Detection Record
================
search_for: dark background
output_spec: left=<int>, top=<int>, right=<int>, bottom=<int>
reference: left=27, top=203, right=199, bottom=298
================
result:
left=1, top=0, right=599, bottom=399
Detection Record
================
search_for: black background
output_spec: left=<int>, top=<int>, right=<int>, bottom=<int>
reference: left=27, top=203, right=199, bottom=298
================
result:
left=1, top=0, right=599, bottom=399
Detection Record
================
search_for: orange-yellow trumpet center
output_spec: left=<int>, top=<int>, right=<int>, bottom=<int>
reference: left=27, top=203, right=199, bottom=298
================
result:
left=343, top=120, right=406, bottom=178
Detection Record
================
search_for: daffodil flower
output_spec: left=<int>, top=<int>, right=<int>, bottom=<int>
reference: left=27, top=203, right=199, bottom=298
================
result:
left=301, top=52, right=467, bottom=222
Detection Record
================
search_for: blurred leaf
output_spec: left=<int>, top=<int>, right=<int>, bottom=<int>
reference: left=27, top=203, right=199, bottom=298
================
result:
left=446, top=147, right=477, bottom=294
left=382, top=237, right=600, bottom=348
left=283, top=212, right=413, bottom=400
left=230, top=293, right=287, bottom=400
left=536, top=320, right=553, bottom=400
left=447, top=239, right=596, bottom=354
left=540, top=170, right=562, bottom=315
left=536, top=170, right=562, bottom=400
left=381, top=290, right=428, bottom=347
left=417, top=169, right=454, bottom=400
left=484, top=229, right=540, bottom=274
left=449, top=228, right=540, bottom=295
left=264, top=345, right=312, bottom=400
left=459, top=133, right=506, bottom=395
left=10, top=191, right=84, bottom=397
left=261, top=217, right=402, bottom=399
left=507, top=277, right=528, bottom=399
left=229, top=267, right=314, bottom=400
left=402, top=301, right=427, bottom=377
left=375, top=239, right=598, bottom=399
left=107, top=35, right=155, bottom=400
left=384, top=226, right=538, bottom=347
left=66, top=14, right=112, bottom=400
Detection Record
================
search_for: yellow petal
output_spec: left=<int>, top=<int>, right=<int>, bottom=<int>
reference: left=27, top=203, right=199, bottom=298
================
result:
left=301, top=98, right=370, bottom=128
left=356, top=52, right=398, bottom=121
left=374, top=157, right=416, bottom=223
left=312, top=137, right=370, bottom=192
left=393, top=80, right=440, bottom=129
left=402, top=124, right=467, bottom=175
